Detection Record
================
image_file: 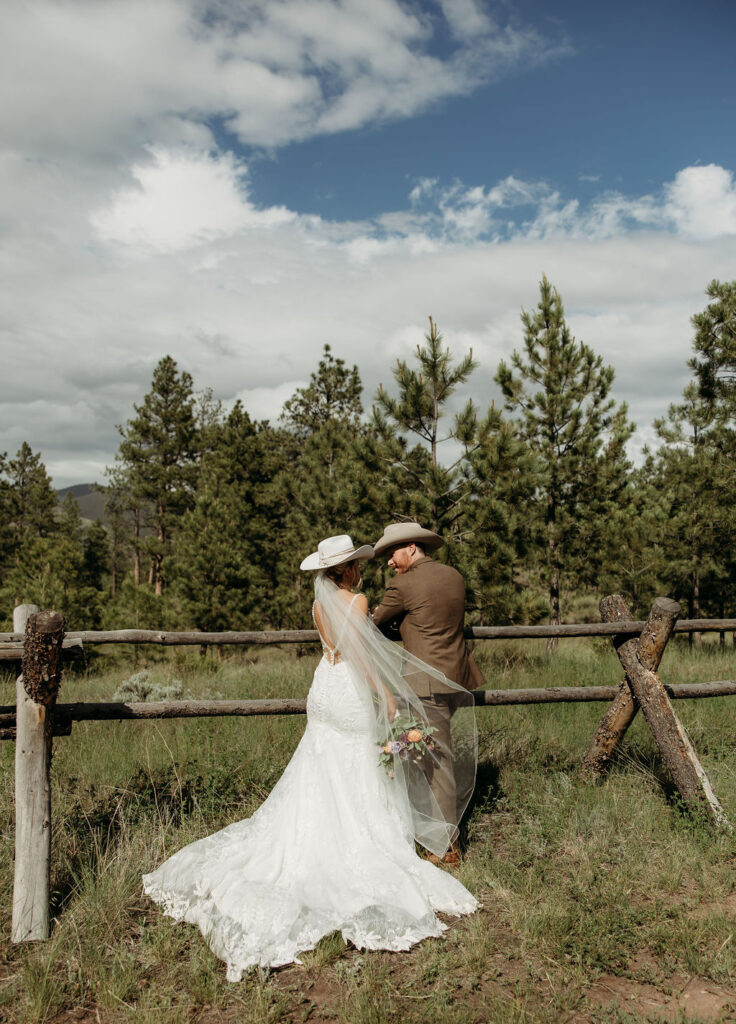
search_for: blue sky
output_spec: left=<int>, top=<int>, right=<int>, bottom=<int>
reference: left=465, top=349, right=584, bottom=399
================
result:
left=249, top=0, right=736, bottom=221
left=0, top=0, right=735, bottom=486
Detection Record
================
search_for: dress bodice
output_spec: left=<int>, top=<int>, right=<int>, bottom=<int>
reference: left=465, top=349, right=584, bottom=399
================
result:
left=312, top=593, right=358, bottom=666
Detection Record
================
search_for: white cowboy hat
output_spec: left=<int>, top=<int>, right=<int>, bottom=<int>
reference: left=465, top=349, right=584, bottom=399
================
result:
left=300, top=534, right=374, bottom=571
left=372, top=522, right=444, bottom=557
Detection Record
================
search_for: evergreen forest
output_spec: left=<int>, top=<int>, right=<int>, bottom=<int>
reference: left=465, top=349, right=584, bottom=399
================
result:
left=2, top=276, right=735, bottom=634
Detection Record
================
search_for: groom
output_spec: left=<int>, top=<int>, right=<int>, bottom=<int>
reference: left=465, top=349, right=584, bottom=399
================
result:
left=371, top=523, right=484, bottom=864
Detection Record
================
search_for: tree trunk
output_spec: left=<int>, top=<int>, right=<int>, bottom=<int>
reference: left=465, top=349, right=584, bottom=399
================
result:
left=546, top=491, right=560, bottom=654
left=155, top=508, right=164, bottom=596
left=692, top=561, right=702, bottom=648
left=133, top=507, right=141, bottom=586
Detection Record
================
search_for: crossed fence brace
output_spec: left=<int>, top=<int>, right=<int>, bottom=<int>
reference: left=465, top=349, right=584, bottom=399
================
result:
left=582, top=595, right=727, bottom=827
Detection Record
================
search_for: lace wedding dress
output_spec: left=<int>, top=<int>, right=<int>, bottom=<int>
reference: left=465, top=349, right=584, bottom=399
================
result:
left=143, top=592, right=478, bottom=981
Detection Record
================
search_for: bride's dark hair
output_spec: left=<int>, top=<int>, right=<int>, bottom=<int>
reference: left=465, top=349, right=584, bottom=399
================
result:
left=324, top=559, right=358, bottom=585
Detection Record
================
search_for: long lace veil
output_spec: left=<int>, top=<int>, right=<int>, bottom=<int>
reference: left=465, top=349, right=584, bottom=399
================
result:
left=313, top=573, right=477, bottom=857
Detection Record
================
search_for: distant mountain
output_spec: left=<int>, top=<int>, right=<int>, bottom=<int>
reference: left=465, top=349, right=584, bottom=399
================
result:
left=56, top=483, right=107, bottom=525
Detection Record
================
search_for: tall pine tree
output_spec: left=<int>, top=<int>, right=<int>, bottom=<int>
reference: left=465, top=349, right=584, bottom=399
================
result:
left=367, top=318, right=528, bottom=620
left=652, top=382, right=723, bottom=640
left=496, top=276, right=634, bottom=642
left=275, top=346, right=377, bottom=624
left=172, top=402, right=286, bottom=631
left=113, top=356, right=199, bottom=597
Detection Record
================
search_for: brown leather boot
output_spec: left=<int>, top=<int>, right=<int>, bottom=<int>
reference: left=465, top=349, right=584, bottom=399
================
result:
left=425, top=844, right=461, bottom=867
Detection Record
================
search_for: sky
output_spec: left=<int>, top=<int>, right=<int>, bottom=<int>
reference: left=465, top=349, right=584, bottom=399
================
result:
left=1, top=0, right=735, bottom=488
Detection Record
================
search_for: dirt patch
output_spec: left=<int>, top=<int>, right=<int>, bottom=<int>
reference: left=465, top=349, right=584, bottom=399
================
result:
left=576, top=972, right=736, bottom=1022
left=688, top=892, right=736, bottom=920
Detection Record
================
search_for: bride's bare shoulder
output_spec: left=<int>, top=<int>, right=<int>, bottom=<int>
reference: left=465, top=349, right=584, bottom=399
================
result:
left=334, top=590, right=369, bottom=615
left=351, top=593, right=370, bottom=616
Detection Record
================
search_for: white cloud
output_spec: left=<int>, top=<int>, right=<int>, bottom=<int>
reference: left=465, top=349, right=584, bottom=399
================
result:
left=438, top=0, right=494, bottom=42
left=0, top=0, right=564, bottom=158
left=91, top=148, right=294, bottom=254
left=232, top=382, right=308, bottom=423
left=3, top=156, right=736, bottom=485
left=405, top=167, right=736, bottom=244
left=663, top=164, right=736, bottom=240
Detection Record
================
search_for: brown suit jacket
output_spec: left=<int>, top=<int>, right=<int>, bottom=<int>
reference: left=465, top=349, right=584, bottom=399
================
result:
left=372, top=556, right=485, bottom=697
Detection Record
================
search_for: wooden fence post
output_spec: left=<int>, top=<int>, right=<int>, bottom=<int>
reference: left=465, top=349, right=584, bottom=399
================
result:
left=601, top=596, right=726, bottom=826
left=12, top=606, right=64, bottom=943
left=582, top=596, right=677, bottom=776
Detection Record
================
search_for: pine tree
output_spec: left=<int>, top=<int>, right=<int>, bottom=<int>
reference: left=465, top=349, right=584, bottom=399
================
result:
left=103, top=481, right=133, bottom=596
left=0, top=452, right=12, bottom=587
left=80, top=519, right=110, bottom=627
left=496, top=276, right=634, bottom=641
left=49, top=492, right=87, bottom=624
left=598, top=467, right=668, bottom=615
left=463, top=415, right=542, bottom=623
left=370, top=317, right=480, bottom=531
left=172, top=403, right=285, bottom=631
left=275, top=348, right=376, bottom=624
left=366, top=317, right=529, bottom=620
left=652, top=382, right=724, bottom=640
left=689, top=279, right=736, bottom=408
left=0, top=444, right=59, bottom=617
left=679, top=282, right=736, bottom=630
left=282, top=345, right=362, bottom=436
left=113, top=356, right=199, bottom=596
left=7, top=442, right=57, bottom=547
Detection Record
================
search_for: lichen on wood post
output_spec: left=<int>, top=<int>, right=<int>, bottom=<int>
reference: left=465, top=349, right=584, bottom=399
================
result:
left=12, top=607, right=65, bottom=943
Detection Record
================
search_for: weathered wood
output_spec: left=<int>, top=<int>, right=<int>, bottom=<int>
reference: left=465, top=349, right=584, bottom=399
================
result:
left=1, top=617, right=735, bottom=647
left=609, top=598, right=727, bottom=826
left=2, top=628, right=322, bottom=646
left=12, top=604, right=58, bottom=943
left=45, top=697, right=309, bottom=721
left=0, top=637, right=82, bottom=661
left=2, top=680, right=736, bottom=740
left=582, top=596, right=678, bottom=776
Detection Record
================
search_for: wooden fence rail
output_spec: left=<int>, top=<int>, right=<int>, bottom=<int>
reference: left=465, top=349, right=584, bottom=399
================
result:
left=4, top=681, right=736, bottom=740
left=5, top=597, right=735, bottom=943
left=1, top=618, right=735, bottom=662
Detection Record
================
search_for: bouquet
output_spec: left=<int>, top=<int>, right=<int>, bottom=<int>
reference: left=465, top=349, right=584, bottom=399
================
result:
left=378, top=716, right=438, bottom=778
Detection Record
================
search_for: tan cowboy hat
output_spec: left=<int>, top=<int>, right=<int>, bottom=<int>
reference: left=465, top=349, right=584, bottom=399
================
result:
left=300, top=534, right=374, bottom=571
left=372, top=522, right=444, bottom=557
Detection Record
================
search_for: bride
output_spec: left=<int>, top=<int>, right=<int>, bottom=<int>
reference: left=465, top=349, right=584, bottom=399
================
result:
left=143, top=535, right=478, bottom=981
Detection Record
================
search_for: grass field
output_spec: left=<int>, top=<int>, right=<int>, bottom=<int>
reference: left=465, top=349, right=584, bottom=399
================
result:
left=3, top=638, right=736, bottom=1023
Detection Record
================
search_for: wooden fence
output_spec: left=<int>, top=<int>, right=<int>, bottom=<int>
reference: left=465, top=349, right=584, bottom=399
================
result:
left=4, top=598, right=736, bottom=943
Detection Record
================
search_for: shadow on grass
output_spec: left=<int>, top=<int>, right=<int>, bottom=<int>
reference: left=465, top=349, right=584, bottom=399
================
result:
left=49, top=762, right=252, bottom=921
left=461, top=758, right=503, bottom=850
left=609, top=742, right=724, bottom=834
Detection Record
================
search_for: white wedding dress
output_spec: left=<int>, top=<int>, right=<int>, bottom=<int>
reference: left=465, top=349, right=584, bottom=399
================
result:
left=143, top=600, right=478, bottom=981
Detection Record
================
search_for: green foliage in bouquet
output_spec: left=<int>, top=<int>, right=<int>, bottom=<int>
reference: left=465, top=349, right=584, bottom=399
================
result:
left=378, top=717, right=438, bottom=778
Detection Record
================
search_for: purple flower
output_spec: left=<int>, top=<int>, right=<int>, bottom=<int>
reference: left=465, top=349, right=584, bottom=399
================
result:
left=389, top=740, right=404, bottom=754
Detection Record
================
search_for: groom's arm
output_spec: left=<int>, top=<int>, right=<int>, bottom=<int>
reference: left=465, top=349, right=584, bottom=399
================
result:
left=372, top=581, right=405, bottom=639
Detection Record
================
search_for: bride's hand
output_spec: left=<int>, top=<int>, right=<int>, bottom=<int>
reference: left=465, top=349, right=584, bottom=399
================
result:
left=387, top=698, right=399, bottom=721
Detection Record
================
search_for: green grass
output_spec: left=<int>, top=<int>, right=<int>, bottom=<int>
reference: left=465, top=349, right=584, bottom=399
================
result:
left=2, top=639, right=736, bottom=1022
